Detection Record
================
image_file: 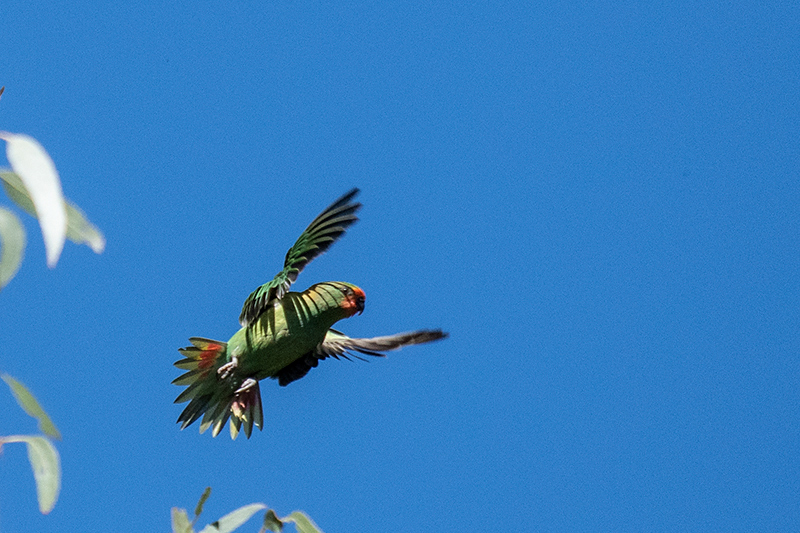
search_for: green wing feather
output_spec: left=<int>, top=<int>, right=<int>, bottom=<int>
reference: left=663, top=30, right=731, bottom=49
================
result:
left=239, top=188, right=361, bottom=327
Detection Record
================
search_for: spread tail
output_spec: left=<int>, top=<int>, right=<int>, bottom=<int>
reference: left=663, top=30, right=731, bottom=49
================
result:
left=173, top=337, right=264, bottom=439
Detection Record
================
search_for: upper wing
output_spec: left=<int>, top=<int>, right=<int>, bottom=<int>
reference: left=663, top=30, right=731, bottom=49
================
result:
left=274, top=328, right=449, bottom=386
left=239, top=188, right=361, bottom=327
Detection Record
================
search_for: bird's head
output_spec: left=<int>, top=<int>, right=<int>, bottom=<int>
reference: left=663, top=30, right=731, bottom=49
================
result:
left=306, top=281, right=366, bottom=319
left=332, top=282, right=365, bottom=316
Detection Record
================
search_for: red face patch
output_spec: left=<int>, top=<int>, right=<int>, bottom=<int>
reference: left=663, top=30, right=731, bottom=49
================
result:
left=346, top=286, right=366, bottom=315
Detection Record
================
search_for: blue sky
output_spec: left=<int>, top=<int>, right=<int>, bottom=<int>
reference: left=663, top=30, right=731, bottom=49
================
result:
left=1, top=1, right=798, bottom=531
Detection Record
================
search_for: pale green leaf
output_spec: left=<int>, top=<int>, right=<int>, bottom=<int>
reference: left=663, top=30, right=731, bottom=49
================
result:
left=0, top=170, right=31, bottom=208
left=63, top=197, right=105, bottom=252
left=194, top=487, right=212, bottom=520
left=0, top=435, right=61, bottom=514
left=0, top=170, right=104, bottom=253
left=282, top=511, right=323, bottom=533
left=262, top=510, right=283, bottom=532
left=2, top=374, right=61, bottom=439
left=0, top=206, right=25, bottom=290
left=172, top=508, right=194, bottom=533
left=199, top=503, right=267, bottom=533
left=0, top=133, right=66, bottom=267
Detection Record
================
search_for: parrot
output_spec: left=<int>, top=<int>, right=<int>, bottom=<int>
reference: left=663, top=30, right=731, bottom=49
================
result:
left=173, top=188, right=448, bottom=439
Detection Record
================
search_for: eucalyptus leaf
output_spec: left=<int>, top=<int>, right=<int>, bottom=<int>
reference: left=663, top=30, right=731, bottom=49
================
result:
left=0, top=170, right=105, bottom=253
left=0, top=133, right=66, bottom=267
left=0, top=435, right=61, bottom=514
left=282, top=511, right=323, bottom=533
left=2, top=373, right=61, bottom=439
left=0, top=207, right=25, bottom=290
left=172, top=507, right=194, bottom=533
left=262, top=510, right=283, bottom=532
left=199, top=503, right=267, bottom=533
left=194, top=486, right=212, bottom=521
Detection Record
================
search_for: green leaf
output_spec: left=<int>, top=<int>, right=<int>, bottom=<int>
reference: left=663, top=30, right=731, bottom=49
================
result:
left=2, top=374, right=61, bottom=439
left=172, top=508, right=194, bottom=533
left=0, top=206, right=25, bottom=290
left=0, top=170, right=105, bottom=253
left=194, top=487, right=212, bottom=520
left=0, top=134, right=66, bottom=267
left=0, top=435, right=61, bottom=514
left=262, top=510, right=283, bottom=532
left=282, top=511, right=323, bottom=533
left=63, top=197, right=105, bottom=253
left=199, top=503, right=267, bottom=533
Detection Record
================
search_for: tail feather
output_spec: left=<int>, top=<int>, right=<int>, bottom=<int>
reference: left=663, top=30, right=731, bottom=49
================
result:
left=229, top=381, right=263, bottom=439
left=172, top=368, right=205, bottom=387
left=173, top=337, right=264, bottom=439
left=174, top=358, right=201, bottom=370
left=176, top=394, right=214, bottom=428
left=198, top=391, right=232, bottom=436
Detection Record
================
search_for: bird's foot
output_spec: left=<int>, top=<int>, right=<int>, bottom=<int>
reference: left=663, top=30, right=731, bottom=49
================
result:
left=217, top=356, right=238, bottom=380
left=235, top=378, right=257, bottom=394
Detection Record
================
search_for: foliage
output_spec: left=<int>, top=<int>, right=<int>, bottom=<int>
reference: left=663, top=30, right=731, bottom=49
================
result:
left=0, top=97, right=105, bottom=291
left=0, top=86, right=96, bottom=518
left=0, top=205, right=24, bottom=286
left=171, top=488, right=324, bottom=533
left=0, top=375, right=62, bottom=514
left=0, top=170, right=105, bottom=256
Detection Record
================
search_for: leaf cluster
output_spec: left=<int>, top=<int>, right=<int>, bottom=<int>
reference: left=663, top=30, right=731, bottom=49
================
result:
left=0, top=126, right=104, bottom=291
left=0, top=374, right=62, bottom=514
left=172, top=488, right=323, bottom=533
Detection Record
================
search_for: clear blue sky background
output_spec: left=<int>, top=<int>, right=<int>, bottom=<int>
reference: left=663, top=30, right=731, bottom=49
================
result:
left=1, top=2, right=798, bottom=532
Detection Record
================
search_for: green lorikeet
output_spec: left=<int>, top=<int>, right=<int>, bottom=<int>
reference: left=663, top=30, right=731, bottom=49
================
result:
left=173, top=189, right=448, bottom=439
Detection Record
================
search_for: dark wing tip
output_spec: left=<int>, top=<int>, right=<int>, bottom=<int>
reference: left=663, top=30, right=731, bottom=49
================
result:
left=316, top=187, right=361, bottom=223
left=416, top=329, right=449, bottom=343
left=333, top=187, right=360, bottom=207
left=283, top=188, right=363, bottom=270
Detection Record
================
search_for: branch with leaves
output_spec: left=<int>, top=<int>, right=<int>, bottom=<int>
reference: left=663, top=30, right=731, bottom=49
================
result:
left=0, top=374, right=62, bottom=514
left=0, top=123, right=104, bottom=290
left=172, top=487, right=324, bottom=533
left=0, top=86, right=100, bottom=519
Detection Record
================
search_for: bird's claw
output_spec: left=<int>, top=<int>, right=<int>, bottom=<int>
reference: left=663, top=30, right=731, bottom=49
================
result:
left=235, top=378, right=257, bottom=394
left=217, top=357, right=238, bottom=381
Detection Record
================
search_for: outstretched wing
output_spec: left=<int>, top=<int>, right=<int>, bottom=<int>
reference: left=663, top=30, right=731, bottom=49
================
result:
left=239, top=188, right=361, bottom=327
left=274, top=328, right=448, bottom=386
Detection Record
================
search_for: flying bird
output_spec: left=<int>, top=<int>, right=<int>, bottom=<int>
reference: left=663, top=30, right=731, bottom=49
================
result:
left=173, top=189, right=447, bottom=439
